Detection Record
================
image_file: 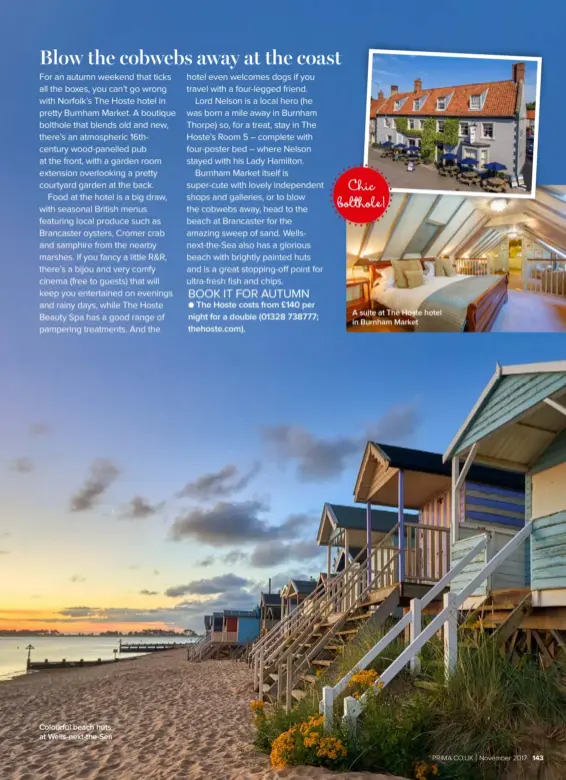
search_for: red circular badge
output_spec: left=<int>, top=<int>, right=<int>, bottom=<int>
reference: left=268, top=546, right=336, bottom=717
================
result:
left=332, top=166, right=390, bottom=224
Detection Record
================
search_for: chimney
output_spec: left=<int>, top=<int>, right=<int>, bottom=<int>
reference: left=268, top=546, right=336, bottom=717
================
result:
left=391, top=85, right=398, bottom=96
left=268, top=577, right=271, bottom=594
left=378, top=89, right=384, bottom=101
left=414, top=78, right=422, bottom=92
left=512, top=62, right=525, bottom=83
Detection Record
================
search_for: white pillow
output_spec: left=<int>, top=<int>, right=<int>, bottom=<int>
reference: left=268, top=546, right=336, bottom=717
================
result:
left=424, top=260, right=435, bottom=278
left=374, top=266, right=395, bottom=287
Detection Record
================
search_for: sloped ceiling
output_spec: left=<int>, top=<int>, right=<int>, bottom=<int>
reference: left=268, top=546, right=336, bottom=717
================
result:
left=347, top=187, right=566, bottom=265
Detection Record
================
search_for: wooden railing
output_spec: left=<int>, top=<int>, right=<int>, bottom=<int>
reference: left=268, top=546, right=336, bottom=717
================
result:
left=211, top=631, right=238, bottom=643
left=321, top=521, right=534, bottom=733
left=404, top=523, right=450, bottom=583
left=524, top=259, right=566, bottom=297
left=455, top=258, right=489, bottom=276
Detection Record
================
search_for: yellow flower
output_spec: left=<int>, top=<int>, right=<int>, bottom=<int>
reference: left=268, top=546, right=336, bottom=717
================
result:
left=249, top=699, right=265, bottom=713
left=350, top=669, right=378, bottom=688
left=316, top=736, right=347, bottom=762
left=303, top=731, right=320, bottom=748
left=377, top=679, right=385, bottom=689
left=270, top=728, right=296, bottom=769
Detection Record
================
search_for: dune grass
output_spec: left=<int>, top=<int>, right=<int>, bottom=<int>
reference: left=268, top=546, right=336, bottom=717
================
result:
left=254, top=627, right=566, bottom=779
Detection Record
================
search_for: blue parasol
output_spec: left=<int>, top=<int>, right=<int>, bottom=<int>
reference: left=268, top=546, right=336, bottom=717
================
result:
left=380, top=141, right=393, bottom=147
left=461, top=157, right=478, bottom=166
left=442, top=153, right=458, bottom=161
left=406, top=145, right=420, bottom=153
left=483, top=162, right=507, bottom=172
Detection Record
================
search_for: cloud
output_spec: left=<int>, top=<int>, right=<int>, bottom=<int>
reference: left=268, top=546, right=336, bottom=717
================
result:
left=197, top=555, right=216, bottom=567
left=118, top=496, right=164, bottom=520
left=262, top=403, right=421, bottom=482
left=250, top=540, right=323, bottom=568
left=29, top=422, right=51, bottom=436
left=70, top=459, right=120, bottom=512
left=165, top=573, right=251, bottom=598
left=128, top=565, right=139, bottom=570
left=70, top=575, right=86, bottom=583
left=176, top=463, right=260, bottom=501
left=169, top=501, right=312, bottom=546
left=8, top=457, right=34, bottom=474
left=59, top=606, right=98, bottom=617
left=223, top=550, right=248, bottom=564
left=269, top=572, right=314, bottom=591
left=140, top=589, right=159, bottom=596
left=0, top=550, right=10, bottom=555
left=153, top=570, right=160, bottom=576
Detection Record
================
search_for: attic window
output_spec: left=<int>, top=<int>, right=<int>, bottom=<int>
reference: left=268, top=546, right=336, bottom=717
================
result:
left=470, top=95, right=481, bottom=110
left=436, top=97, right=447, bottom=110
left=394, top=100, right=401, bottom=111
left=413, top=98, right=421, bottom=110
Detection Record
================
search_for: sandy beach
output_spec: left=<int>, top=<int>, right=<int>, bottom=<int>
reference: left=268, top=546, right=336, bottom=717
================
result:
left=0, top=649, right=403, bottom=780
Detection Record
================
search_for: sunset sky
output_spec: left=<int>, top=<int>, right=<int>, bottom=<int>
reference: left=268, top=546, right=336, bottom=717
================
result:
left=2, top=1, right=565, bottom=633
left=2, top=331, right=564, bottom=633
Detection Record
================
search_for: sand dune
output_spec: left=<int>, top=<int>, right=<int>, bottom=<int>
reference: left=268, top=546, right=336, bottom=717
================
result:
left=0, top=650, right=402, bottom=780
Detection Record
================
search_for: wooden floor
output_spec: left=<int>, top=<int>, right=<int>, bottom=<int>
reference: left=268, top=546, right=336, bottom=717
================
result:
left=347, top=290, right=566, bottom=333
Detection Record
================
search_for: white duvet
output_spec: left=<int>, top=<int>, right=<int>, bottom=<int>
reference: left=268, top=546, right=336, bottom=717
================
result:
left=371, top=274, right=473, bottom=313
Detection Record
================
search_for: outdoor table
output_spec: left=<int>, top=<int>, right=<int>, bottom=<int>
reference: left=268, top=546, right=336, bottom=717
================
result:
left=444, top=165, right=459, bottom=175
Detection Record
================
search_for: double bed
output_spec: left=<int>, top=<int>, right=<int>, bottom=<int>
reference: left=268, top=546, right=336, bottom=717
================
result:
left=368, top=261, right=509, bottom=333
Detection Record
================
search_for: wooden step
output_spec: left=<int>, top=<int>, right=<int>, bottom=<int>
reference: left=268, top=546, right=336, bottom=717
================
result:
left=269, top=673, right=278, bottom=682
left=262, top=683, right=272, bottom=693
left=302, top=674, right=318, bottom=684
left=346, top=612, right=372, bottom=623
left=292, top=689, right=306, bottom=701
left=337, top=627, right=359, bottom=636
left=312, top=659, right=332, bottom=667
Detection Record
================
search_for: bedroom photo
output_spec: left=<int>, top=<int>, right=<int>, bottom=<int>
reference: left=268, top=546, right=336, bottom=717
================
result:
left=365, top=49, right=541, bottom=198
left=346, top=186, right=566, bottom=333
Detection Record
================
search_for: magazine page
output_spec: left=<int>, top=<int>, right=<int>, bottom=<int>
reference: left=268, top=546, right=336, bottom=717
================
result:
left=1, top=2, right=565, bottom=779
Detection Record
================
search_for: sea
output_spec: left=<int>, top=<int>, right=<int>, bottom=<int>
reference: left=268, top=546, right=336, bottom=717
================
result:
left=0, top=636, right=197, bottom=681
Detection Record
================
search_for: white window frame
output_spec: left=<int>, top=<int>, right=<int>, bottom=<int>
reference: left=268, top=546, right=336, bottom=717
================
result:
left=394, top=100, right=401, bottom=111
left=481, top=122, right=494, bottom=140
left=436, top=97, right=447, bottom=111
left=413, top=99, right=421, bottom=111
left=469, top=95, right=482, bottom=111
left=436, top=119, right=445, bottom=133
left=459, top=121, right=470, bottom=137
left=384, top=117, right=391, bottom=128
left=408, top=118, right=416, bottom=130
left=462, top=147, right=478, bottom=161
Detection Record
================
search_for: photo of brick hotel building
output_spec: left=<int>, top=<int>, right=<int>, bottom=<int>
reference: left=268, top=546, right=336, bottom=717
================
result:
left=367, top=53, right=540, bottom=195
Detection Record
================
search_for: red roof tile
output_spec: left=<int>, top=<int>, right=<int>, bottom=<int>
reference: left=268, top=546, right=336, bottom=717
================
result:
left=369, top=97, right=386, bottom=117
left=527, top=109, right=535, bottom=120
left=376, top=80, right=520, bottom=118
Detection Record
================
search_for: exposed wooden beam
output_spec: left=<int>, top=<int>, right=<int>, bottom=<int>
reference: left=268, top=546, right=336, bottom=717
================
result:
left=436, top=207, right=477, bottom=257
left=453, top=214, right=490, bottom=257
left=400, top=195, right=441, bottom=259
left=376, top=193, right=410, bottom=261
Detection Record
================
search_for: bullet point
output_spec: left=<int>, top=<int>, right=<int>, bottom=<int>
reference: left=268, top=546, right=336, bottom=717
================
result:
left=188, top=302, right=194, bottom=308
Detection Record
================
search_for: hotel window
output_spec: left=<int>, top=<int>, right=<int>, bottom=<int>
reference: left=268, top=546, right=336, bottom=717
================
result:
left=437, top=119, right=445, bottom=132
left=394, top=100, right=401, bottom=111
left=482, top=123, right=494, bottom=139
left=459, top=121, right=470, bottom=136
left=436, top=97, right=446, bottom=110
left=469, top=95, right=481, bottom=110
left=413, top=99, right=421, bottom=110
left=408, top=118, right=415, bottom=130
left=384, top=117, right=391, bottom=128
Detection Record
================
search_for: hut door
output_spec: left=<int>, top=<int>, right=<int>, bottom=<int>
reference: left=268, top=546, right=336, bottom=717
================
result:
left=225, top=617, right=238, bottom=633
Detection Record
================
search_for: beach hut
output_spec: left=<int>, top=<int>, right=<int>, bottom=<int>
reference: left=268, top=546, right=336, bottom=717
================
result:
left=441, top=361, right=566, bottom=651
left=355, top=441, right=525, bottom=590
left=280, top=578, right=318, bottom=620
left=317, top=503, right=401, bottom=575
left=259, top=591, right=282, bottom=635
